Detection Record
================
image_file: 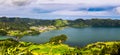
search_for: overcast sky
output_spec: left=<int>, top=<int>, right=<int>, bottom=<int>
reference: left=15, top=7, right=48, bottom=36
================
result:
left=0, top=0, right=120, bottom=20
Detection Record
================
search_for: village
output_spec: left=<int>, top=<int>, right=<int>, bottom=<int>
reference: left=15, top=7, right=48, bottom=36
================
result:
left=30, top=26, right=57, bottom=32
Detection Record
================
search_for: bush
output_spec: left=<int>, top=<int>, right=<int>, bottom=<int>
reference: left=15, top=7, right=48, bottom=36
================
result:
left=0, top=30, right=7, bottom=36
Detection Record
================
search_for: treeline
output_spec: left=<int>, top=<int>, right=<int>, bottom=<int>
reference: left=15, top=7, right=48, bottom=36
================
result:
left=0, top=17, right=69, bottom=37
left=0, top=17, right=53, bottom=31
left=0, top=17, right=70, bottom=30
left=69, top=18, right=120, bottom=27
left=1, top=17, right=120, bottom=31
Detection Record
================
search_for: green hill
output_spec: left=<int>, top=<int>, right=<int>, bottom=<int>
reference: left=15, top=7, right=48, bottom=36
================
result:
left=1, top=39, right=120, bottom=55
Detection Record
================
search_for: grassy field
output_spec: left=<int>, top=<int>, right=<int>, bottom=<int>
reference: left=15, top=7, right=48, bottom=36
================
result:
left=0, top=39, right=120, bottom=55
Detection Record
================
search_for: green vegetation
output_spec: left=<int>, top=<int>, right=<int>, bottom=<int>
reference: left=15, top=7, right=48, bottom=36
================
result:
left=0, top=17, right=68, bottom=37
left=53, top=19, right=68, bottom=27
left=79, top=41, right=120, bottom=55
left=0, top=17, right=57, bottom=40
left=69, top=18, right=120, bottom=27
left=0, top=30, right=7, bottom=36
left=0, top=17, right=54, bottom=30
left=1, top=17, right=120, bottom=36
left=1, top=17, right=120, bottom=55
left=49, top=34, right=68, bottom=44
left=0, top=38, right=75, bottom=55
left=30, top=26, right=56, bottom=32
left=8, top=30, right=24, bottom=41
left=1, top=17, right=120, bottom=31
left=1, top=38, right=120, bottom=55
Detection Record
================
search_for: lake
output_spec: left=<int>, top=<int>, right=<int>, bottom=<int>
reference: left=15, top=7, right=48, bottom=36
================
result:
left=21, top=27, right=120, bottom=47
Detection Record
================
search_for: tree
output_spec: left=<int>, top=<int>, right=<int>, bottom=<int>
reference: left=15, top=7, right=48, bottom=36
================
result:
left=49, top=34, right=68, bottom=44
left=0, top=30, right=7, bottom=36
left=54, top=19, right=68, bottom=27
left=28, top=30, right=40, bottom=36
left=63, top=20, right=69, bottom=25
left=8, top=30, right=24, bottom=41
left=54, top=19, right=63, bottom=27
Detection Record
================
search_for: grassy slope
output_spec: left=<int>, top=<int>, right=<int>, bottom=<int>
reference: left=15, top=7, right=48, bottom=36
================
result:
left=28, top=43, right=75, bottom=55
left=1, top=39, right=120, bottom=55
left=0, top=39, right=75, bottom=55
left=80, top=41, right=120, bottom=55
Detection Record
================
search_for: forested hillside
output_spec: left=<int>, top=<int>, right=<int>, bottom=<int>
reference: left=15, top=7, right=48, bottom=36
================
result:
left=1, top=17, right=120, bottom=37
left=0, top=17, right=53, bottom=30
left=69, top=19, right=120, bottom=27
left=1, top=17, right=120, bottom=30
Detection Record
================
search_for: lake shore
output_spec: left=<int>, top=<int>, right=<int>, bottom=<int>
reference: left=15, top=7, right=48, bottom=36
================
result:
left=20, top=27, right=120, bottom=47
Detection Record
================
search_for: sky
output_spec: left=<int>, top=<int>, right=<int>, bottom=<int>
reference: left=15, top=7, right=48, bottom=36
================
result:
left=0, top=0, right=120, bottom=20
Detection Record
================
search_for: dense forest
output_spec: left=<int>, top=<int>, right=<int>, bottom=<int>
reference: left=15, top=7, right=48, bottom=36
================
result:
left=0, top=17, right=53, bottom=30
left=69, top=18, right=120, bottom=27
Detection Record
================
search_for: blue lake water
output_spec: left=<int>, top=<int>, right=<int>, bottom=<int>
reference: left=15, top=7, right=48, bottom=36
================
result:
left=20, top=27, right=120, bottom=47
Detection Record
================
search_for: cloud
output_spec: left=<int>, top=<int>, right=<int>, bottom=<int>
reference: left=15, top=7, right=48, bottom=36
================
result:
left=31, top=4, right=83, bottom=14
left=32, top=8, right=53, bottom=13
left=115, top=7, right=120, bottom=14
left=87, top=6, right=115, bottom=11
left=0, top=0, right=33, bottom=7
left=0, top=0, right=5, bottom=5
left=11, top=0, right=32, bottom=6
left=50, top=10, right=112, bottom=16
left=37, top=0, right=120, bottom=6
left=0, top=0, right=120, bottom=19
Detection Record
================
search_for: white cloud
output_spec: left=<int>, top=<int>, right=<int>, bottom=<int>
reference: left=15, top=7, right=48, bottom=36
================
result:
left=0, top=0, right=120, bottom=19
left=0, top=0, right=4, bottom=4
left=50, top=10, right=112, bottom=16
left=11, top=0, right=32, bottom=6
left=115, top=7, right=120, bottom=14
left=51, top=10, right=87, bottom=16
left=1, top=0, right=120, bottom=7
left=37, top=0, right=120, bottom=6
left=0, top=0, right=33, bottom=7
